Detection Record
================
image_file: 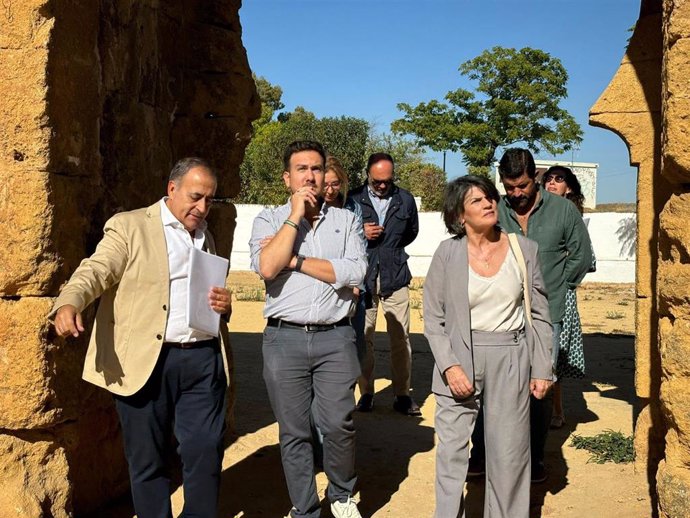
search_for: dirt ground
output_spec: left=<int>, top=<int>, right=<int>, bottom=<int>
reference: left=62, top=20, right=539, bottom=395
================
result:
left=101, top=275, right=650, bottom=518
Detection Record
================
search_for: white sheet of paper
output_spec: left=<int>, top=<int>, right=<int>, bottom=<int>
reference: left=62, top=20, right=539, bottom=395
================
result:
left=187, top=247, right=229, bottom=336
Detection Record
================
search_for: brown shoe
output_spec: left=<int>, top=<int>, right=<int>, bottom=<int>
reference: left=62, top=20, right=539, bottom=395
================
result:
left=393, top=395, right=422, bottom=416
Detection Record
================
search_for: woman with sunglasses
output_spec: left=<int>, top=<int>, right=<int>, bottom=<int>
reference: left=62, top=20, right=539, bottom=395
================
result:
left=541, top=165, right=593, bottom=428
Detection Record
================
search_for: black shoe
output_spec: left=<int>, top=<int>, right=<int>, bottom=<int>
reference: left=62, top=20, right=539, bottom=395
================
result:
left=466, top=456, right=485, bottom=478
left=531, top=462, right=548, bottom=483
left=393, top=395, right=422, bottom=416
left=356, top=393, right=374, bottom=412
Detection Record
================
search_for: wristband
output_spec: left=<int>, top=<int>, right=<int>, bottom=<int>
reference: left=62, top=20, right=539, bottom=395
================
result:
left=283, top=219, right=299, bottom=230
left=295, top=254, right=306, bottom=272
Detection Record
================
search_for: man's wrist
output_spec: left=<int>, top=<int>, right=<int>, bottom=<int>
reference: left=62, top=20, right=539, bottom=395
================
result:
left=295, top=254, right=306, bottom=272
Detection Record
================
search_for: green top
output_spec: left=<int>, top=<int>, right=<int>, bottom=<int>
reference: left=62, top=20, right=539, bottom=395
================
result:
left=497, top=186, right=593, bottom=323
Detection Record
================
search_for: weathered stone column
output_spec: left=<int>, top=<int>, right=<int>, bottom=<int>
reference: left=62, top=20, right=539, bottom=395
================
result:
left=590, top=0, right=667, bottom=514
left=655, top=1, right=690, bottom=516
left=0, top=1, right=258, bottom=515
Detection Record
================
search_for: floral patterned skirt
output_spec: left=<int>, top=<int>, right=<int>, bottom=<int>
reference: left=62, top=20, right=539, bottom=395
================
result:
left=557, top=288, right=585, bottom=379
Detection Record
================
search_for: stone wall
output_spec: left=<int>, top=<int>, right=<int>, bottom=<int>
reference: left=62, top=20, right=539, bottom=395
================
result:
left=0, top=0, right=258, bottom=515
left=591, top=1, right=690, bottom=516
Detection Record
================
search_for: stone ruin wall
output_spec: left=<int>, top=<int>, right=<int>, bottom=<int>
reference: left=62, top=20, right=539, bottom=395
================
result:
left=0, top=1, right=258, bottom=515
left=591, top=0, right=690, bottom=516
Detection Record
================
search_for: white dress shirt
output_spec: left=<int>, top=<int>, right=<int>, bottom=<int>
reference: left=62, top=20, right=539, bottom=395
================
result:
left=160, top=198, right=213, bottom=342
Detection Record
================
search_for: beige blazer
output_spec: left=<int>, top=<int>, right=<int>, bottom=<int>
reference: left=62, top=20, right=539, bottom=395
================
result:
left=423, top=233, right=553, bottom=398
left=49, top=202, right=231, bottom=396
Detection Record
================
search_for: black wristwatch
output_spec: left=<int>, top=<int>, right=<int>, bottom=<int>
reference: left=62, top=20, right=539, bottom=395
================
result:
left=295, top=254, right=306, bottom=272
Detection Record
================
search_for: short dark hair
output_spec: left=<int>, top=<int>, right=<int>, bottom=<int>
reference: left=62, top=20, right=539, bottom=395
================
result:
left=498, top=148, right=536, bottom=179
left=542, top=165, right=585, bottom=214
left=366, top=152, right=395, bottom=173
left=443, top=175, right=501, bottom=237
left=169, top=157, right=216, bottom=184
left=283, top=140, right=327, bottom=171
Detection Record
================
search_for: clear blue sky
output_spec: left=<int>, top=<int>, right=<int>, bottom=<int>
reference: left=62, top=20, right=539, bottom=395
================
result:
left=240, top=0, right=640, bottom=204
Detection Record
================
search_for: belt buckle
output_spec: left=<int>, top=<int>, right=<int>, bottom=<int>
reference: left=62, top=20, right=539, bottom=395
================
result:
left=305, top=324, right=318, bottom=333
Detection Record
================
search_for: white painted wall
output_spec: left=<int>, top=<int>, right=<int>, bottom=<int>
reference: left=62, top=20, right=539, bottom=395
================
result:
left=230, top=204, right=636, bottom=284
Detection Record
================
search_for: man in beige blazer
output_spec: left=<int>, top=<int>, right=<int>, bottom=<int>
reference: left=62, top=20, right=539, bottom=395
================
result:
left=50, top=157, right=231, bottom=518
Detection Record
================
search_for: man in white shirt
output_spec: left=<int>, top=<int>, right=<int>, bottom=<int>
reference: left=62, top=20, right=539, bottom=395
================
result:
left=50, top=158, right=232, bottom=518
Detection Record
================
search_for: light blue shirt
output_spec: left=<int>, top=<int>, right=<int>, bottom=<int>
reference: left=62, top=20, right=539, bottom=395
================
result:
left=249, top=202, right=367, bottom=324
left=367, top=186, right=392, bottom=224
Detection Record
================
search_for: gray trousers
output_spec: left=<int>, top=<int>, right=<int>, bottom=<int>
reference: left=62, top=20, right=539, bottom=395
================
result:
left=262, top=323, right=361, bottom=518
left=434, top=330, right=531, bottom=518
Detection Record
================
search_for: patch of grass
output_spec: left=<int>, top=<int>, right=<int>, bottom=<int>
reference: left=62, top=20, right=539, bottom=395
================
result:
left=570, top=430, right=634, bottom=464
left=234, top=286, right=266, bottom=302
left=617, top=301, right=630, bottom=306
left=606, top=311, right=625, bottom=320
left=409, top=298, right=423, bottom=310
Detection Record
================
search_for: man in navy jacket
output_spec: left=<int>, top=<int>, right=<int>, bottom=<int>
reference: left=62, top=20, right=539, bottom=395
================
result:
left=348, top=153, right=420, bottom=415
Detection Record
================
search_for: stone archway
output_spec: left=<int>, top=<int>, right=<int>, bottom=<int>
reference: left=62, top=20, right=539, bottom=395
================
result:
left=591, top=1, right=690, bottom=516
left=0, top=1, right=258, bottom=515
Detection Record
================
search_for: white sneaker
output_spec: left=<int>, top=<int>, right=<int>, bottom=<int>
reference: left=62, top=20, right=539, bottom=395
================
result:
left=330, top=497, right=362, bottom=518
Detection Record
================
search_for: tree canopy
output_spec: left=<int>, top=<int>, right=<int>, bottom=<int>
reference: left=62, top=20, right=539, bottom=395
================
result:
left=391, top=46, right=583, bottom=174
left=238, top=76, right=448, bottom=210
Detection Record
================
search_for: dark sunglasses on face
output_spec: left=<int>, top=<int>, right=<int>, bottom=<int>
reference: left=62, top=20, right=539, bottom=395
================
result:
left=544, top=174, right=565, bottom=183
left=370, top=178, right=394, bottom=187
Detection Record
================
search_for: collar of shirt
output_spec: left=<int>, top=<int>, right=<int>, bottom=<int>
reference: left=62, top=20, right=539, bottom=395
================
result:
left=159, top=198, right=207, bottom=247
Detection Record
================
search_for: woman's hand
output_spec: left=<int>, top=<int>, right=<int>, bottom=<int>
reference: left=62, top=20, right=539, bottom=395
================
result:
left=444, top=365, right=475, bottom=399
left=530, top=378, right=553, bottom=400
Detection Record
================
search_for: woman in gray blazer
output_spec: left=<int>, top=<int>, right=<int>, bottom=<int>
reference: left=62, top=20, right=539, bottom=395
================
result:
left=423, top=175, right=553, bottom=518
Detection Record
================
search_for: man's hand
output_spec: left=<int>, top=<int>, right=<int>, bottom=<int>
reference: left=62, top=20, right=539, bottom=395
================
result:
left=289, top=186, right=318, bottom=221
left=54, top=304, right=85, bottom=338
left=209, top=287, right=232, bottom=315
left=530, top=378, right=553, bottom=400
left=444, top=365, right=475, bottom=399
left=363, top=222, right=384, bottom=240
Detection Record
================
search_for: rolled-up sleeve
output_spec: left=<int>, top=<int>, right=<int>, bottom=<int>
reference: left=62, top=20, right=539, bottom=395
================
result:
left=423, top=243, right=460, bottom=374
left=249, top=209, right=278, bottom=276
left=330, top=212, right=367, bottom=290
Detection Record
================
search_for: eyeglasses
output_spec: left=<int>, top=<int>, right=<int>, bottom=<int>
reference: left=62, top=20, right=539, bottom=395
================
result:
left=324, top=181, right=342, bottom=190
left=544, top=174, right=565, bottom=184
left=370, top=178, right=395, bottom=187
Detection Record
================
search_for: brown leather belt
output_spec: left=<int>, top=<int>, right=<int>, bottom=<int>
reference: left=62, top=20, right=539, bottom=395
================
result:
left=266, top=317, right=351, bottom=333
left=163, top=338, right=218, bottom=349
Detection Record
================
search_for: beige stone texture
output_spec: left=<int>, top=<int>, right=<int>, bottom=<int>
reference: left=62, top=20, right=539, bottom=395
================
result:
left=0, top=433, right=71, bottom=518
left=657, top=461, right=690, bottom=518
left=0, top=0, right=257, bottom=514
left=663, top=39, right=690, bottom=182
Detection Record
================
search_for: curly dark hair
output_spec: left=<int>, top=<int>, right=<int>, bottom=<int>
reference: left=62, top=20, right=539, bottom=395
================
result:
left=542, top=165, right=585, bottom=214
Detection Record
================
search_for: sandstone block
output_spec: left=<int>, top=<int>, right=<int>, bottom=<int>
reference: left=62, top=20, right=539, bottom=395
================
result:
left=657, top=461, right=690, bottom=518
left=658, top=317, right=690, bottom=379
left=0, top=297, right=99, bottom=429
left=0, top=433, right=71, bottom=518
left=0, top=48, right=51, bottom=170
left=0, top=0, right=52, bottom=50
left=635, top=296, right=655, bottom=398
left=660, top=378, right=690, bottom=465
left=0, top=168, right=54, bottom=295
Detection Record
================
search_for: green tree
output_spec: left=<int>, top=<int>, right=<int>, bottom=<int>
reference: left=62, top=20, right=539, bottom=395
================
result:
left=396, top=160, right=446, bottom=212
left=238, top=108, right=369, bottom=205
left=391, top=46, right=583, bottom=173
left=253, top=74, right=285, bottom=128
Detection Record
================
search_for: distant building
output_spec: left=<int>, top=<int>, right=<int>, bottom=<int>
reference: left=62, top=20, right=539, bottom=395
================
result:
left=494, top=159, right=598, bottom=209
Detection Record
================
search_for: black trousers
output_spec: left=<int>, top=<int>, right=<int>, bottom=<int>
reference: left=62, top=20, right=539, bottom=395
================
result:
left=114, top=342, right=227, bottom=518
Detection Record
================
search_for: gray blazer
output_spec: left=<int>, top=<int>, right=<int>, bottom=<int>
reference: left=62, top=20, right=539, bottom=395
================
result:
left=423, top=233, right=553, bottom=398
